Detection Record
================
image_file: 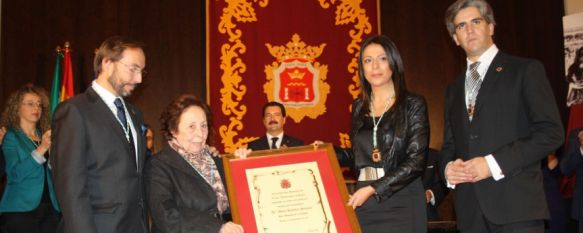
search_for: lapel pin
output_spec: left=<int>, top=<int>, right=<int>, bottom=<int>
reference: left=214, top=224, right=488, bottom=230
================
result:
left=496, top=66, right=503, bottom=72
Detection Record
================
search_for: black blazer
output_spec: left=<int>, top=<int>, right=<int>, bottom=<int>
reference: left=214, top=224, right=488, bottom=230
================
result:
left=146, top=145, right=229, bottom=233
left=560, top=127, right=583, bottom=221
left=439, top=52, right=564, bottom=229
left=345, top=93, right=429, bottom=200
left=51, top=87, right=148, bottom=233
left=247, top=134, right=304, bottom=151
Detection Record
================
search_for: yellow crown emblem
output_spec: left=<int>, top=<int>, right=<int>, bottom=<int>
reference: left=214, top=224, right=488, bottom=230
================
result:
left=288, top=69, right=305, bottom=80
left=266, top=34, right=326, bottom=62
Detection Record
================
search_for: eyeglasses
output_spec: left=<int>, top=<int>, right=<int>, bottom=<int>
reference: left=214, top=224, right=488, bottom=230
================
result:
left=22, top=102, right=42, bottom=108
left=117, top=61, right=147, bottom=76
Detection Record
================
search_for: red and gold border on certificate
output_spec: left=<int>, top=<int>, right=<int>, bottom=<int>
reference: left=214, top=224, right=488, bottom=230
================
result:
left=223, top=144, right=361, bottom=233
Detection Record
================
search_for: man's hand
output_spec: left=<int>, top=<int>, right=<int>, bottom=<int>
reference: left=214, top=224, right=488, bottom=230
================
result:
left=425, top=190, right=433, bottom=204
left=463, top=156, right=492, bottom=182
left=445, top=159, right=473, bottom=185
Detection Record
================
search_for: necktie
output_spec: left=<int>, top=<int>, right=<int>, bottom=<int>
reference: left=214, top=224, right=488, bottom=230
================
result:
left=465, top=61, right=482, bottom=120
left=114, top=98, right=136, bottom=161
left=271, top=137, right=279, bottom=149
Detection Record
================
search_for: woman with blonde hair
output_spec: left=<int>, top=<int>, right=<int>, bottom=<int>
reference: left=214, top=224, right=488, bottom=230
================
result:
left=0, top=84, right=60, bottom=233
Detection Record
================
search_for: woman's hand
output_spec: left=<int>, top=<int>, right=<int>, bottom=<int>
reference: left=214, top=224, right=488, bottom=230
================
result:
left=347, top=185, right=375, bottom=209
left=0, top=127, right=6, bottom=145
left=37, top=130, right=51, bottom=156
left=207, top=145, right=221, bottom=158
left=234, top=148, right=252, bottom=159
left=219, top=221, right=244, bottom=233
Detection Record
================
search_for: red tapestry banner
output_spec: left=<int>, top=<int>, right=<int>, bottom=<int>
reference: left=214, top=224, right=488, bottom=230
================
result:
left=207, top=0, right=380, bottom=152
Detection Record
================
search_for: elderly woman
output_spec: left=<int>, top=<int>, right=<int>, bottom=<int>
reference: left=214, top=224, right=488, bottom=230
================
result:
left=0, top=84, right=60, bottom=233
left=145, top=94, right=243, bottom=233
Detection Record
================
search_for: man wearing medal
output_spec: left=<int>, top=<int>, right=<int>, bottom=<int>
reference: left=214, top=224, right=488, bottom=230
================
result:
left=439, top=0, right=564, bottom=232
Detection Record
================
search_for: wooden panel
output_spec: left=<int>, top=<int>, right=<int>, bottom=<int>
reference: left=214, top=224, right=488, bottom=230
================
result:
left=0, top=0, right=565, bottom=151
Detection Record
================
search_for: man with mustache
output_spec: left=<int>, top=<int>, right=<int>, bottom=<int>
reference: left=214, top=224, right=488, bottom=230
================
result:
left=247, top=101, right=304, bottom=151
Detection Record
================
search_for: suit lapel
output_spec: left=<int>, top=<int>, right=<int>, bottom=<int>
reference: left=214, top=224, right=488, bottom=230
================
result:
left=87, top=87, right=138, bottom=169
left=160, top=146, right=214, bottom=191
left=452, top=74, right=471, bottom=128
left=86, top=88, right=128, bottom=143
left=282, top=135, right=290, bottom=147
left=127, top=104, right=144, bottom=171
left=474, top=52, right=506, bottom=116
left=261, top=136, right=270, bottom=149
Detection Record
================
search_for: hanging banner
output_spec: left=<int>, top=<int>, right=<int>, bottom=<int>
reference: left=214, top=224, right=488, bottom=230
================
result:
left=206, top=0, right=380, bottom=152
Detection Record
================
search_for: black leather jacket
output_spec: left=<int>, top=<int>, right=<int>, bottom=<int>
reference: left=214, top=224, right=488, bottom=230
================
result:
left=341, top=92, right=429, bottom=201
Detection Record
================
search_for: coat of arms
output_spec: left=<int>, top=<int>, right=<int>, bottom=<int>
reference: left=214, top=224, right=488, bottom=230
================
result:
left=264, top=34, right=330, bottom=123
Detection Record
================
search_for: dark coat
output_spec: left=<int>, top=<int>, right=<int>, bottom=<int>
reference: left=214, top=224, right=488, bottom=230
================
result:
left=439, top=52, right=564, bottom=230
left=560, top=127, right=583, bottom=222
left=51, top=87, right=148, bottom=233
left=146, top=145, right=229, bottom=233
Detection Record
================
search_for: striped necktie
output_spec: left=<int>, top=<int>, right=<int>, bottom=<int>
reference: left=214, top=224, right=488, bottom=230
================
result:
left=465, top=61, right=482, bottom=120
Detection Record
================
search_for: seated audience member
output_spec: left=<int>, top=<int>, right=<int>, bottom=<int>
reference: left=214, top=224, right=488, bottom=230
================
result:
left=423, top=148, right=449, bottom=221
left=0, top=84, right=60, bottom=233
left=146, top=94, right=243, bottom=233
left=247, top=101, right=303, bottom=150
left=560, top=127, right=583, bottom=233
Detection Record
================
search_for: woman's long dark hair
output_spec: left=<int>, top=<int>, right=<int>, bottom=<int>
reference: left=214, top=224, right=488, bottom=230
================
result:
left=357, top=35, right=407, bottom=116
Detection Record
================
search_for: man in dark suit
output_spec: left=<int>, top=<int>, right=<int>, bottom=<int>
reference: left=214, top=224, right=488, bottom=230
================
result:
left=560, top=127, right=583, bottom=233
left=439, top=0, right=564, bottom=232
left=51, top=36, right=148, bottom=233
left=247, top=101, right=303, bottom=150
left=423, top=148, right=448, bottom=221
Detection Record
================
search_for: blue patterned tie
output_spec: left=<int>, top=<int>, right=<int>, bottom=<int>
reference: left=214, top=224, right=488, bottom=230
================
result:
left=114, top=98, right=136, bottom=161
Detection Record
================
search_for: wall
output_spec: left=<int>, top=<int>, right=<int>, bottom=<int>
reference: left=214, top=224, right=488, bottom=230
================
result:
left=0, top=0, right=566, bottom=151
left=566, top=0, right=583, bottom=14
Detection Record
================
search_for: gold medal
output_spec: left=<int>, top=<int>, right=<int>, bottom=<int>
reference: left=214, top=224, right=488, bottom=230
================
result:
left=372, top=148, right=381, bottom=162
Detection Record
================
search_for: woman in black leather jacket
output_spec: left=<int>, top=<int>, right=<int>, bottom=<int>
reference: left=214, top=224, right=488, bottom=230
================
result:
left=341, top=35, right=429, bottom=232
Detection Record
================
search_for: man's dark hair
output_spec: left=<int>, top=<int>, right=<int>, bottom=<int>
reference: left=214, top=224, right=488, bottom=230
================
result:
left=262, top=101, right=286, bottom=117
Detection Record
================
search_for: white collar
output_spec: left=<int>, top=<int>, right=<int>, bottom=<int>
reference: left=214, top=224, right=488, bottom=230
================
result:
left=466, top=44, right=499, bottom=80
left=92, top=80, right=123, bottom=107
left=266, top=132, right=284, bottom=140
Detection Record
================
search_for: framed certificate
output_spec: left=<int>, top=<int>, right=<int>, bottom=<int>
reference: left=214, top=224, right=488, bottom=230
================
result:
left=223, top=144, right=361, bottom=233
